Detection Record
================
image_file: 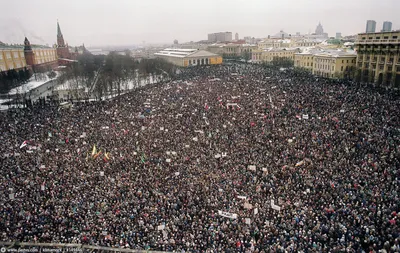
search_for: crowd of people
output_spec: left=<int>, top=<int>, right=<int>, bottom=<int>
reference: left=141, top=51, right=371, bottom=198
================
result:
left=1, top=63, right=399, bottom=252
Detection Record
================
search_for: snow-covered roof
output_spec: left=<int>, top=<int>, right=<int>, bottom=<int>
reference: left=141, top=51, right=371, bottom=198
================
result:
left=314, top=50, right=356, bottom=58
left=155, top=48, right=219, bottom=58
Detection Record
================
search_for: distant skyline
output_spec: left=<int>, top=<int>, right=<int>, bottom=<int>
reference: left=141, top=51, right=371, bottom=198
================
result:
left=0, top=0, right=399, bottom=47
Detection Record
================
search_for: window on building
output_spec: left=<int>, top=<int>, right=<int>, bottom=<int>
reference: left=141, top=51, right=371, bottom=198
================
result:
left=6, top=53, right=11, bottom=59
left=397, top=66, right=400, bottom=72
left=383, top=36, right=389, bottom=39
left=393, top=36, right=398, bottom=39
left=347, top=60, right=349, bottom=63
left=341, top=66, right=344, bottom=71
left=389, top=58, right=394, bottom=63
left=358, top=63, right=362, bottom=68
left=362, top=37, right=366, bottom=40
left=364, top=63, right=369, bottom=68
left=342, top=60, right=344, bottom=63
left=332, top=66, right=334, bottom=71
left=381, top=57, right=385, bottom=62
left=376, top=37, right=380, bottom=39
left=379, top=65, right=384, bottom=70
left=189, top=60, right=191, bottom=65
left=368, top=37, right=373, bottom=39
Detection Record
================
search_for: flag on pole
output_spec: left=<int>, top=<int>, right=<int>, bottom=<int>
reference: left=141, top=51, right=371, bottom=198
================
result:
left=93, top=151, right=102, bottom=160
left=20, top=140, right=29, bottom=149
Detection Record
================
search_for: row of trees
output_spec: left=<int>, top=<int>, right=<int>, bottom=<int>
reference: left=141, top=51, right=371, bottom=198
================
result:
left=59, top=51, right=177, bottom=100
left=261, top=57, right=294, bottom=68
left=0, top=68, right=32, bottom=94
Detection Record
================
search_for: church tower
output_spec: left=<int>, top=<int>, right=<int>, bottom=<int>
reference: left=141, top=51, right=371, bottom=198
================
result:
left=24, top=37, right=35, bottom=66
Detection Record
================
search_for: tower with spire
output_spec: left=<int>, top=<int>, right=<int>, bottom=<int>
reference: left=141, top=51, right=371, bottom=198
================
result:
left=56, top=21, right=71, bottom=59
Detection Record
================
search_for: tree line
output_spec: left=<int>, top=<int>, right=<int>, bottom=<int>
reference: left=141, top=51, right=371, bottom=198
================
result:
left=60, top=51, right=177, bottom=100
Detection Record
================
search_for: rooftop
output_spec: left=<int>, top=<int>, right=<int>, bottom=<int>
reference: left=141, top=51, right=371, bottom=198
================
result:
left=154, top=48, right=219, bottom=58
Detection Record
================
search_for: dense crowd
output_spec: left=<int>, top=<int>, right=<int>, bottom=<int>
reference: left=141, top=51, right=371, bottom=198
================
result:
left=1, top=64, right=399, bottom=252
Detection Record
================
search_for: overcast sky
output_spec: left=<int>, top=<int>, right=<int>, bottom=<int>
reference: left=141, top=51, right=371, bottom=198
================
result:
left=0, top=0, right=399, bottom=47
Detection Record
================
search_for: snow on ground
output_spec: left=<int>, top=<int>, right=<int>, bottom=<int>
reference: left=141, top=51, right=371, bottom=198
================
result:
left=7, top=72, right=60, bottom=95
left=0, top=98, right=12, bottom=104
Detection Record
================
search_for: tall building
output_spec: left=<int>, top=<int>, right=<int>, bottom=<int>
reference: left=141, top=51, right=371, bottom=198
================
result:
left=355, top=31, right=400, bottom=87
left=208, top=32, right=232, bottom=43
left=366, top=20, right=376, bottom=33
left=336, top=32, right=342, bottom=39
left=382, top=21, right=392, bottom=32
left=235, top=33, right=239, bottom=41
left=315, top=22, right=324, bottom=35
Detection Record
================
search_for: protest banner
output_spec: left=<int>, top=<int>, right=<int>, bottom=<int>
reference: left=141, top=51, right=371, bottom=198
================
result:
left=248, top=165, right=256, bottom=171
left=218, top=210, right=238, bottom=219
left=244, top=202, right=253, bottom=209
left=245, top=218, right=251, bottom=225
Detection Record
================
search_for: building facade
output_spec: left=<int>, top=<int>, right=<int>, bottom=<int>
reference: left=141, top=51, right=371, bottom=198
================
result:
left=208, top=32, right=232, bottom=43
left=366, top=20, right=377, bottom=33
left=294, top=53, right=315, bottom=71
left=355, top=31, right=400, bottom=87
left=312, top=52, right=356, bottom=79
left=252, top=48, right=300, bottom=63
left=0, top=38, right=58, bottom=73
left=24, top=37, right=58, bottom=70
left=0, top=48, right=27, bottom=72
left=207, top=44, right=257, bottom=58
left=154, top=48, right=222, bottom=67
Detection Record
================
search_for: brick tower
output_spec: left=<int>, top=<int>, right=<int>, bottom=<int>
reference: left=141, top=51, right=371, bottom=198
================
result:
left=24, top=37, right=35, bottom=66
left=56, top=21, right=70, bottom=59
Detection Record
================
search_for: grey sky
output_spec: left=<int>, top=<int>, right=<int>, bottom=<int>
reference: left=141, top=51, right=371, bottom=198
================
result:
left=0, top=0, right=399, bottom=47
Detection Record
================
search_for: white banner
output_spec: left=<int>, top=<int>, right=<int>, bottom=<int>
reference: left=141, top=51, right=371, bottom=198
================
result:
left=248, top=165, right=256, bottom=171
left=218, top=210, right=238, bottom=219
left=237, top=195, right=247, bottom=200
left=254, top=208, right=259, bottom=215
left=245, top=218, right=251, bottom=225
left=271, top=199, right=282, bottom=211
left=244, top=203, right=253, bottom=209
left=157, top=224, right=165, bottom=230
